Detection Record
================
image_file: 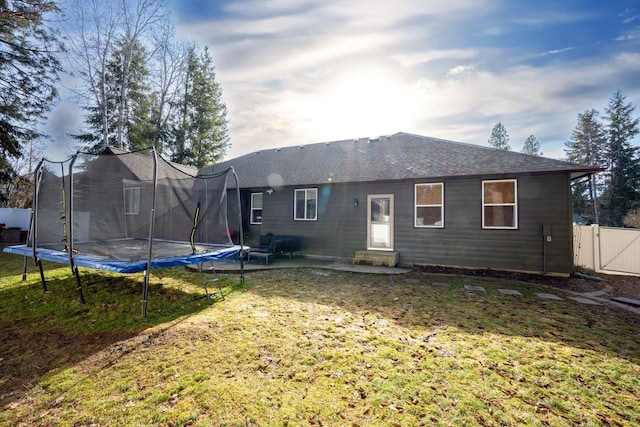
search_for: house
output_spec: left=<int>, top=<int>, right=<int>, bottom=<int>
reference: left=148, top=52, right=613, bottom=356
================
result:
left=201, top=132, right=602, bottom=276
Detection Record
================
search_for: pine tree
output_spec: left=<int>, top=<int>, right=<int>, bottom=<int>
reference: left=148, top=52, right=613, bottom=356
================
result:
left=488, top=122, right=511, bottom=150
left=67, top=0, right=169, bottom=152
left=599, top=90, right=640, bottom=226
left=75, top=38, right=150, bottom=152
left=170, top=46, right=229, bottom=168
left=564, top=109, right=607, bottom=223
left=521, top=135, right=542, bottom=156
left=0, top=0, right=62, bottom=182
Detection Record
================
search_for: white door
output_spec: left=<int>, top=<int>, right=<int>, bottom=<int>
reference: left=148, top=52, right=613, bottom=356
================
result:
left=367, top=194, right=394, bottom=250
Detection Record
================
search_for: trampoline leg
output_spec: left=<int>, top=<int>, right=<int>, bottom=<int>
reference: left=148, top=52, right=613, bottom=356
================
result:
left=36, top=259, right=47, bottom=292
left=73, top=266, right=85, bottom=304
left=142, top=271, right=150, bottom=317
left=22, top=256, right=28, bottom=281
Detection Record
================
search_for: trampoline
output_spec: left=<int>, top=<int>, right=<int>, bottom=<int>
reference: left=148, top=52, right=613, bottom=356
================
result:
left=3, top=147, right=245, bottom=316
left=4, top=240, right=241, bottom=274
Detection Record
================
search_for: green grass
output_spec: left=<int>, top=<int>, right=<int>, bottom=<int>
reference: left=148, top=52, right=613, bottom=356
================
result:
left=1, top=253, right=639, bottom=426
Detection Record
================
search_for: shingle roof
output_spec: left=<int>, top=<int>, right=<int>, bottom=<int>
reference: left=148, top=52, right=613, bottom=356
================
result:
left=202, top=132, right=602, bottom=188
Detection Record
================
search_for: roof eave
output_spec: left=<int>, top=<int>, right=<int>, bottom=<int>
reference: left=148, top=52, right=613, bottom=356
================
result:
left=569, top=167, right=605, bottom=181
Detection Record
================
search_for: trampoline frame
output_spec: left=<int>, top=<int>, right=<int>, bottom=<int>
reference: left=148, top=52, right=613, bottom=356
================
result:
left=5, top=147, right=246, bottom=316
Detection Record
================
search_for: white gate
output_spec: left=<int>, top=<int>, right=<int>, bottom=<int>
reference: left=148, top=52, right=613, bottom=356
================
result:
left=574, top=224, right=640, bottom=275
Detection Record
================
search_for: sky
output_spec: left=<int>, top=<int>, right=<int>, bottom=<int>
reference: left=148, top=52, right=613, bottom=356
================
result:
left=45, top=0, right=640, bottom=161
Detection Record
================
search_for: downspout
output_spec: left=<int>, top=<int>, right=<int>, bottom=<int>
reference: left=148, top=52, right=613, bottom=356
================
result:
left=543, top=230, right=547, bottom=275
left=542, top=224, right=552, bottom=275
left=142, top=147, right=159, bottom=317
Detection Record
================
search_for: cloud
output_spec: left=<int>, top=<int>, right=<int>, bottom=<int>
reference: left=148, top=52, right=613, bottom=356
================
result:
left=482, top=26, right=508, bottom=36
left=446, top=64, right=478, bottom=77
left=539, top=47, right=574, bottom=57
left=619, top=8, right=639, bottom=24
left=36, top=0, right=632, bottom=163
left=616, top=31, right=640, bottom=41
left=30, top=0, right=640, bottom=165
left=222, top=53, right=638, bottom=158
left=391, top=49, right=477, bottom=68
left=512, top=10, right=600, bottom=27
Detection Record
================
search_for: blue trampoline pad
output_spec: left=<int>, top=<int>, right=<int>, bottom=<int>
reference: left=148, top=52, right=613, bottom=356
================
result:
left=4, top=243, right=243, bottom=274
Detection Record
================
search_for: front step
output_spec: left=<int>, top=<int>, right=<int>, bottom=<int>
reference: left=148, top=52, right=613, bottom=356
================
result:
left=353, top=250, right=399, bottom=268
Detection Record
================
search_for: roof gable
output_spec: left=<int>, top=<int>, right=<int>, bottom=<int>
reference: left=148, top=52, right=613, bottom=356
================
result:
left=202, top=132, right=601, bottom=188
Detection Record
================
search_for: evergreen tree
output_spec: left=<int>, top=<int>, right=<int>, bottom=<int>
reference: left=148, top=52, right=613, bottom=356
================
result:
left=127, top=85, right=157, bottom=151
left=599, top=90, right=640, bottom=226
left=488, top=122, right=511, bottom=150
left=170, top=46, right=229, bottom=168
left=570, top=181, right=591, bottom=223
left=75, top=38, right=150, bottom=152
left=521, top=134, right=542, bottom=156
left=67, top=0, right=169, bottom=152
left=0, top=0, right=62, bottom=182
left=564, top=109, right=607, bottom=223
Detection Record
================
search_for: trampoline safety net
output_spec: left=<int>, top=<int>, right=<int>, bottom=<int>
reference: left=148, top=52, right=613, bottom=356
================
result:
left=33, top=148, right=236, bottom=261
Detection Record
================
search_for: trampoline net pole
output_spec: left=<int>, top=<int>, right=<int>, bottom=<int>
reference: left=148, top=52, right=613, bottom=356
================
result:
left=142, top=147, right=159, bottom=317
left=68, top=154, right=85, bottom=304
left=230, top=167, right=245, bottom=283
left=32, top=160, right=47, bottom=291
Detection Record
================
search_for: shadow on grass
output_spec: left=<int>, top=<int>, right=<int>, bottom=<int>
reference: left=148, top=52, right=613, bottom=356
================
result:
left=246, top=268, right=640, bottom=365
left=0, top=251, right=34, bottom=279
left=0, top=265, right=215, bottom=408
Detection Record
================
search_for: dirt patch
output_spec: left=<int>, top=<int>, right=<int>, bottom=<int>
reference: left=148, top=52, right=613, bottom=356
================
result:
left=413, top=265, right=640, bottom=300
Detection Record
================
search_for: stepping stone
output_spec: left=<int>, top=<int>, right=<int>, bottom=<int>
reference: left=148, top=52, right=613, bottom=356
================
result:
left=497, top=289, right=523, bottom=296
left=404, top=278, right=420, bottom=284
left=568, top=297, right=602, bottom=305
left=431, top=281, right=451, bottom=288
left=581, top=290, right=607, bottom=298
left=464, top=285, right=486, bottom=292
left=535, top=293, right=564, bottom=301
left=612, top=297, right=640, bottom=307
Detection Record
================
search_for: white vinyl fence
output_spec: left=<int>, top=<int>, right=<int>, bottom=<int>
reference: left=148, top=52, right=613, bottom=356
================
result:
left=574, top=224, right=640, bottom=275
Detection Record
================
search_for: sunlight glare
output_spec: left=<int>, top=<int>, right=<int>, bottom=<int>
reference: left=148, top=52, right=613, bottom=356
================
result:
left=310, top=68, right=418, bottom=138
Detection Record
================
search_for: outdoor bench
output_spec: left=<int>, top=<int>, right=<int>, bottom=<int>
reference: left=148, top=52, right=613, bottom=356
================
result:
left=250, top=234, right=302, bottom=263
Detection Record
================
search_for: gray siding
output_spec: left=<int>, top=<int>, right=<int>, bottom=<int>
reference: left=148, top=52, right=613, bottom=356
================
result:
left=250, top=173, right=574, bottom=275
left=397, top=174, right=573, bottom=274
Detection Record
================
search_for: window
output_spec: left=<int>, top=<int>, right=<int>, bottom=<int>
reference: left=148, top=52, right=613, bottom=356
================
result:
left=124, top=187, right=140, bottom=215
left=415, top=183, right=444, bottom=227
left=482, top=179, right=517, bottom=229
left=294, top=188, right=317, bottom=220
left=251, top=192, right=263, bottom=224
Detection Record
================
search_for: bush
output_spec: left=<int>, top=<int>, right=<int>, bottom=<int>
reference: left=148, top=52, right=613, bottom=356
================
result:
left=623, top=208, right=640, bottom=228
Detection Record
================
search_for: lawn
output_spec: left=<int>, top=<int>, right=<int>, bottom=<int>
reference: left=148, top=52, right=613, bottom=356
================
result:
left=1, top=253, right=639, bottom=426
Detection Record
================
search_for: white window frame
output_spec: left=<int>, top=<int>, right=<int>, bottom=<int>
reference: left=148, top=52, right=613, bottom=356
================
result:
left=250, top=192, right=263, bottom=224
left=294, top=188, right=318, bottom=221
left=482, top=179, right=518, bottom=229
left=415, top=183, right=444, bottom=228
left=124, top=187, right=140, bottom=215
